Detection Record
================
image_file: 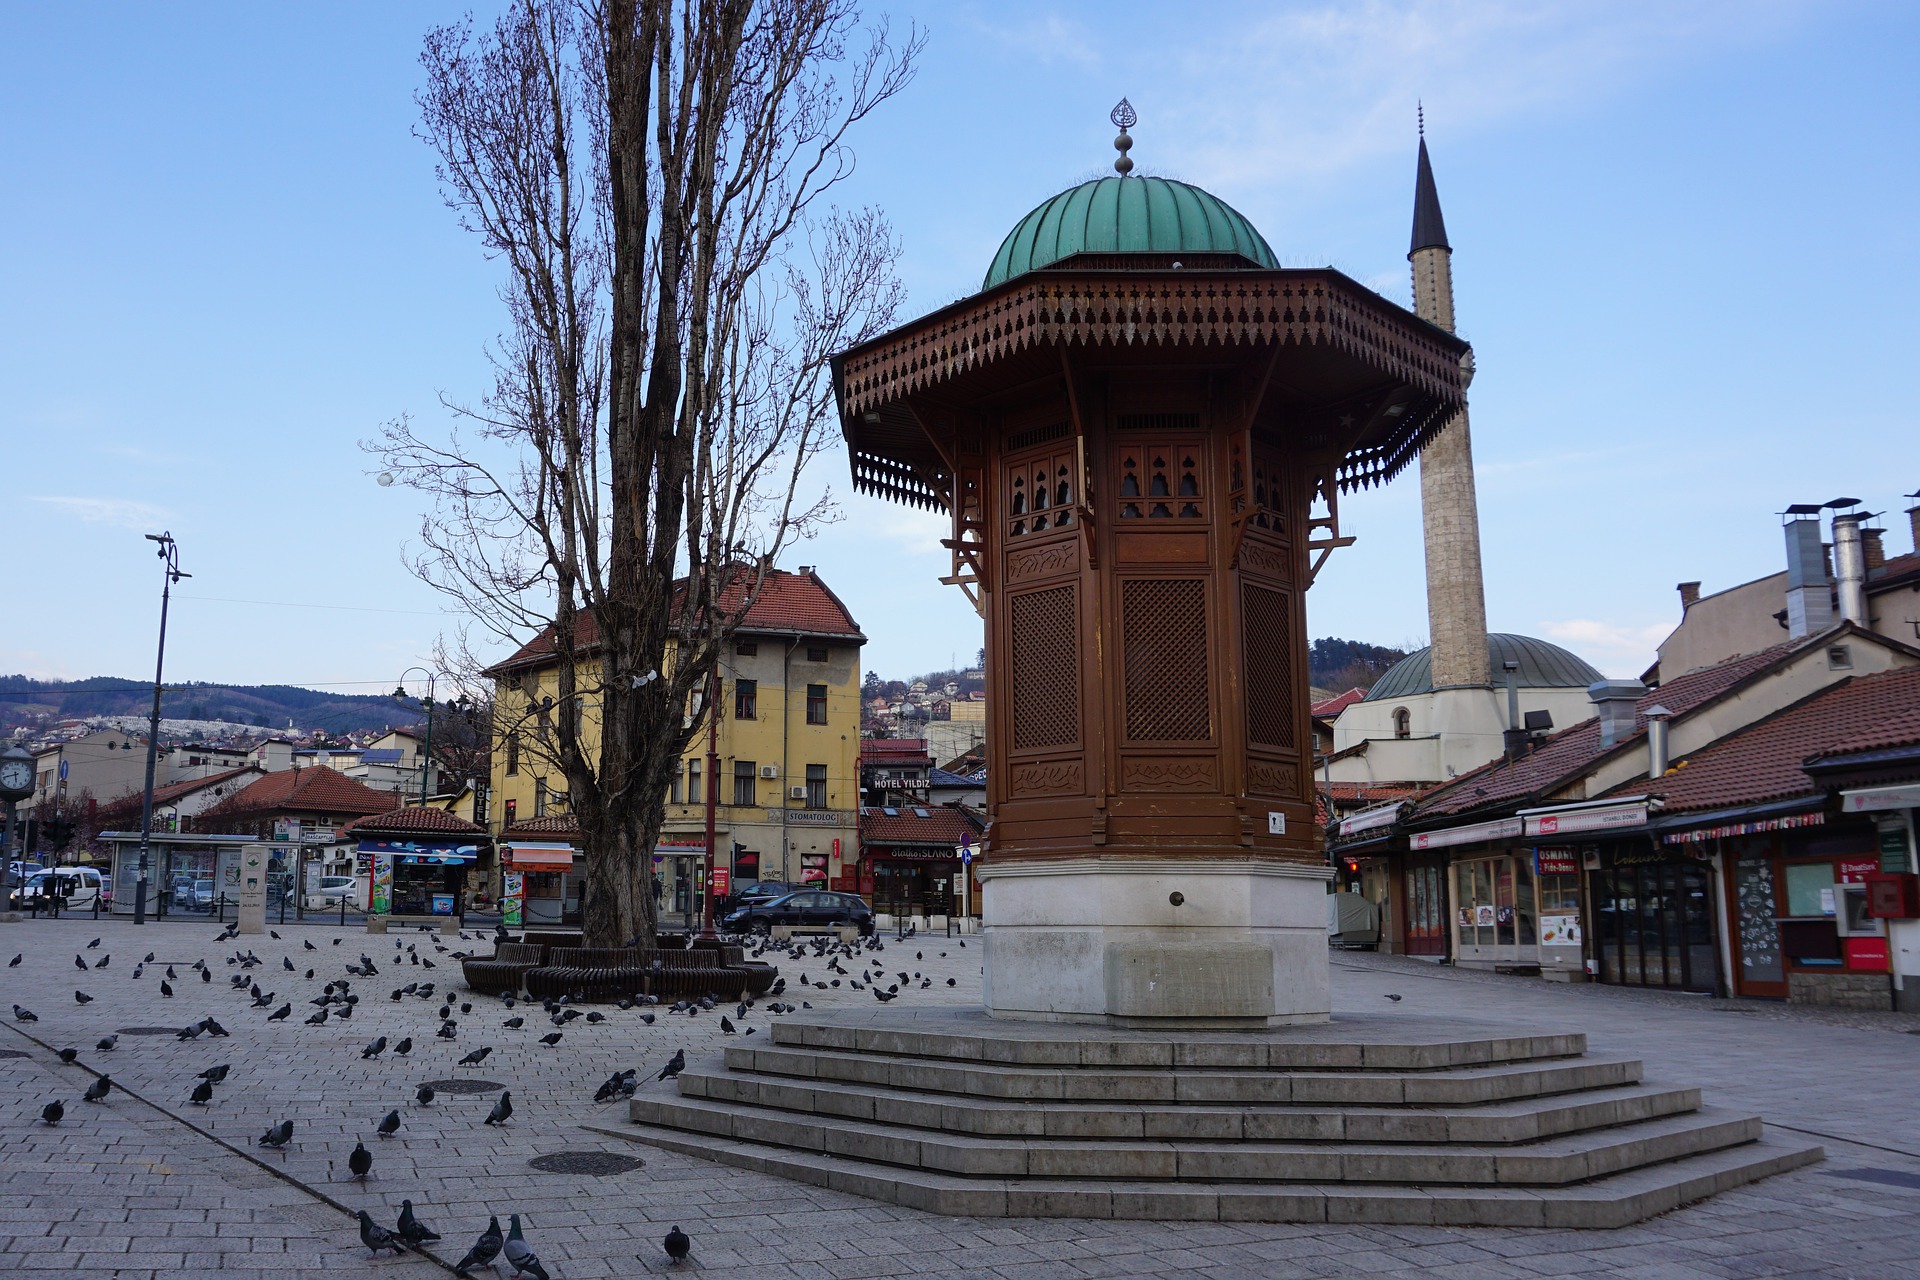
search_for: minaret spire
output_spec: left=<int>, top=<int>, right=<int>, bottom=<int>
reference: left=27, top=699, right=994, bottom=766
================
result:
left=1408, top=120, right=1490, bottom=689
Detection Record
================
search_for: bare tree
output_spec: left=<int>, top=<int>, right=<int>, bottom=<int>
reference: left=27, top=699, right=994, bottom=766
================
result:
left=369, top=0, right=916, bottom=946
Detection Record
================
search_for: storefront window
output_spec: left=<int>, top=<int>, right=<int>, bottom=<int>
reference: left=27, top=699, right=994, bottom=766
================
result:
left=1784, top=862, right=1836, bottom=919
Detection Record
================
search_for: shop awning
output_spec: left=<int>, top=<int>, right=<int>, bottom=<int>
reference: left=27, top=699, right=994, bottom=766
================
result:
left=1407, top=816, right=1524, bottom=850
left=1519, top=800, right=1652, bottom=838
left=505, top=842, right=575, bottom=869
left=1336, top=802, right=1405, bottom=838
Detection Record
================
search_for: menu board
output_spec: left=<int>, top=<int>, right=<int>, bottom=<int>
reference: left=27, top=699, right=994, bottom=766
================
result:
left=1734, top=855, right=1783, bottom=982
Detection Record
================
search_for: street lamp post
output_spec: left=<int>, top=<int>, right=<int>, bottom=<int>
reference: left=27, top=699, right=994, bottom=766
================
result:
left=391, top=669, right=447, bottom=806
left=134, top=532, right=189, bottom=926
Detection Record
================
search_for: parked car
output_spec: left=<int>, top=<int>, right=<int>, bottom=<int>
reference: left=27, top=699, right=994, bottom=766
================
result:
left=9, top=867, right=105, bottom=911
left=303, top=875, right=358, bottom=911
left=171, top=879, right=216, bottom=912
left=722, top=889, right=874, bottom=936
left=718, top=879, right=794, bottom=915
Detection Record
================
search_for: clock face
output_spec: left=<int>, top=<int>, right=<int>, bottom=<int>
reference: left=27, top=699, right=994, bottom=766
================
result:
left=0, top=759, right=32, bottom=794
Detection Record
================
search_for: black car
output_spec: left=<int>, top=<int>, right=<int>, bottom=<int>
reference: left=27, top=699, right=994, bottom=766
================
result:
left=722, top=890, right=873, bottom=936
left=718, top=879, right=794, bottom=915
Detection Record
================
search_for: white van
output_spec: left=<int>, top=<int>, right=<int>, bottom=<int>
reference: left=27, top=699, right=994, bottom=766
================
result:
left=303, top=875, right=359, bottom=911
left=13, top=867, right=105, bottom=910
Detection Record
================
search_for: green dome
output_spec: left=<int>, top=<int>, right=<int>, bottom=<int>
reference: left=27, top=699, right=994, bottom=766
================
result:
left=983, top=176, right=1277, bottom=290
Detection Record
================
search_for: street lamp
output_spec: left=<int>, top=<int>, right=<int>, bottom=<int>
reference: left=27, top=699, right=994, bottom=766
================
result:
left=134, top=532, right=190, bottom=926
left=393, top=669, right=465, bottom=806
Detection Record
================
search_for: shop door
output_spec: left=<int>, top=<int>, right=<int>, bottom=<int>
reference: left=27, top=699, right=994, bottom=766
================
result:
left=1595, top=861, right=1717, bottom=993
left=1404, top=861, right=1446, bottom=956
left=1726, top=852, right=1787, bottom=998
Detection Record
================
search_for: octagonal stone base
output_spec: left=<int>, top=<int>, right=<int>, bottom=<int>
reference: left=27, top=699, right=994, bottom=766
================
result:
left=976, top=858, right=1333, bottom=1027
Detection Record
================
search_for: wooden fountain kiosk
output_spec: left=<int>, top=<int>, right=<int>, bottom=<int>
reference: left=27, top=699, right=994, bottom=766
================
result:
left=834, top=111, right=1470, bottom=1026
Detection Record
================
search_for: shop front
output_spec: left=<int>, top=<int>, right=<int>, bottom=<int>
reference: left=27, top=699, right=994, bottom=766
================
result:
left=1705, top=811, right=1895, bottom=1007
left=356, top=837, right=479, bottom=919
left=1587, top=843, right=1717, bottom=993
left=856, top=805, right=985, bottom=922
left=501, top=840, right=578, bottom=927
left=653, top=840, right=708, bottom=930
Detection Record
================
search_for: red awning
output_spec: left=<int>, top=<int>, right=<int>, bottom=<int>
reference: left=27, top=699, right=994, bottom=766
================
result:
left=505, top=843, right=574, bottom=869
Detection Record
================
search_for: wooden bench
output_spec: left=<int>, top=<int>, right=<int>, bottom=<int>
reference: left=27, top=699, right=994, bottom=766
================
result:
left=460, top=942, right=546, bottom=996
left=524, top=946, right=656, bottom=1000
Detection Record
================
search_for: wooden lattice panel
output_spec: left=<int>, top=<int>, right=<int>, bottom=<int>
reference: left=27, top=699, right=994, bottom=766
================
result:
left=1008, top=585, right=1080, bottom=752
left=1241, top=582, right=1295, bottom=750
left=1121, top=578, right=1211, bottom=742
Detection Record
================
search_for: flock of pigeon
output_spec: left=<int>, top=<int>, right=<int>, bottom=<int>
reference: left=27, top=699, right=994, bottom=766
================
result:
left=12, top=922, right=952, bottom=1271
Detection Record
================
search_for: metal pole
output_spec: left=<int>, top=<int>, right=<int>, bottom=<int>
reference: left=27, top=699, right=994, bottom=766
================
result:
left=700, top=668, right=719, bottom=941
left=134, top=533, right=186, bottom=927
left=419, top=676, right=435, bottom=806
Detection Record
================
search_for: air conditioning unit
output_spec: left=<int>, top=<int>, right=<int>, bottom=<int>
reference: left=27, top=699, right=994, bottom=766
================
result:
left=759, top=765, right=780, bottom=779
left=789, top=785, right=808, bottom=800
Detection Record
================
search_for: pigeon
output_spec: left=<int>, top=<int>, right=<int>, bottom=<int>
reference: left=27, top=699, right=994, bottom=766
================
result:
left=198, top=1064, right=231, bottom=1083
left=304, top=1009, right=328, bottom=1026
left=455, top=1216, right=503, bottom=1275
left=96, top=955, right=109, bottom=969
left=503, top=1016, right=525, bottom=1030
left=458, top=1047, right=491, bottom=1066
left=347, top=1141, right=373, bottom=1181
left=303, top=939, right=315, bottom=950
left=357, top=1210, right=406, bottom=1256
left=189, top=1079, right=214, bottom=1105
left=503, top=1214, right=549, bottom=1280
left=166, top=966, right=177, bottom=979
left=1384, top=993, right=1403, bottom=1002
left=96, top=1035, right=117, bottom=1052
left=664, top=1224, right=691, bottom=1264
left=361, top=1037, right=388, bottom=1060
left=12, top=1005, right=37, bottom=1022
left=377, top=1108, right=402, bottom=1138
left=392, top=1037, right=413, bottom=1056
left=176, top=1024, right=203, bottom=1041
left=200, top=967, right=211, bottom=983
left=638, top=1012, right=656, bottom=1025
left=484, top=1091, right=513, bottom=1126
left=267, top=1003, right=292, bottom=1021
left=270, top=930, right=281, bottom=940
left=259, top=1119, right=294, bottom=1148
left=76, top=955, right=89, bottom=971
left=203, top=1017, right=229, bottom=1037
left=41, top=1100, right=64, bottom=1125
left=538, top=1032, right=562, bottom=1047
left=414, top=1083, right=436, bottom=1107
left=656, top=1049, right=686, bottom=1081
left=7, top=954, right=19, bottom=967
left=396, top=1199, right=441, bottom=1245
left=283, top=956, right=294, bottom=972
left=160, top=981, right=174, bottom=998
left=720, top=1016, right=736, bottom=1034
left=83, top=1074, right=112, bottom=1103
left=57, top=1048, right=79, bottom=1065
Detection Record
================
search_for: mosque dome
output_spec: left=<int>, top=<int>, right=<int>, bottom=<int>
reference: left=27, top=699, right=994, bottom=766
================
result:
left=1362, top=634, right=1604, bottom=702
left=982, top=175, right=1278, bottom=291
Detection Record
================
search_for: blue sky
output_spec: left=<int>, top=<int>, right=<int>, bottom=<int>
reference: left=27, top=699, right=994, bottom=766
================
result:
left=5, top=1, right=1916, bottom=693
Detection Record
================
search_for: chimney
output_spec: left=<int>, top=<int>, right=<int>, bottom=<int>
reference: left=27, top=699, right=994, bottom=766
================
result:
left=1862, top=527, right=1885, bottom=572
left=1644, top=705, right=1673, bottom=779
left=1832, top=512, right=1868, bottom=626
left=1782, top=510, right=1833, bottom=638
left=1677, top=581, right=1701, bottom=610
left=1908, top=502, right=1920, bottom=556
left=1588, top=679, right=1646, bottom=749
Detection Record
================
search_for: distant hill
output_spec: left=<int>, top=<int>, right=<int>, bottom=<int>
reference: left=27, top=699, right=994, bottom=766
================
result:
left=1308, top=638, right=1411, bottom=693
left=0, top=675, right=412, bottom=736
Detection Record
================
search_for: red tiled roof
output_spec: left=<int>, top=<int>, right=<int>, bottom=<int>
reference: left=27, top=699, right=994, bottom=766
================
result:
left=1413, top=641, right=1802, bottom=821
left=500, top=814, right=583, bottom=839
left=1325, top=782, right=1425, bottom=805
left=1802, top=703, right=1920, bottom=762
left=202, top=766, right=402, bottom=818
left=486, top=568, right=864, bottom=673
left=1607, top=665, right=1920, bottom=813
left=147, top=767, right=263, bottom=807
left=1311, top=688, right=1370, bottom=718
left=859, top=804, right=984, bottom=846
left=346, top=806, right=488, bottom=836
left=860, top=739, right=931, bottom=763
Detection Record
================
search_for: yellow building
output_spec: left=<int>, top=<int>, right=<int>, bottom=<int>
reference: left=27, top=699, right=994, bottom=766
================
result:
left=484, top=568, right=865, bottom=925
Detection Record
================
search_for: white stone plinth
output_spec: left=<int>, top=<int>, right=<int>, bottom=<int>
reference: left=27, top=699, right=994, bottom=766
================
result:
left=975, top=858, right=1333, bottom=1027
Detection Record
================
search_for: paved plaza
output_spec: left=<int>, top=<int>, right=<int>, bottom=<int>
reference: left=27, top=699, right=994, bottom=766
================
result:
left=2, top=915, right=1918, bottom=1279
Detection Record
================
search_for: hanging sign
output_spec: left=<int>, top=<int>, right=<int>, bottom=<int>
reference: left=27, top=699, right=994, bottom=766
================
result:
left=1534, top=847, right=1581, bottom=876
left=1411, top=817, right=1524, bottom=850
left=1524, top=802, right=1648, bottom=837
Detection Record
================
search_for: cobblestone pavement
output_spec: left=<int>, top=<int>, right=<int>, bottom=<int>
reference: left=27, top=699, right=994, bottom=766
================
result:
left=2, top=916, right=1917, bottom=1279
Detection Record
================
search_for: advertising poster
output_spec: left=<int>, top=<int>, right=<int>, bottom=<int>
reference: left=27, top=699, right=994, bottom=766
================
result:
left=1540, top=914, right=1583, bottom=946
left=502, top=872, right=524, bottom=927
left=371, top=853, right=393, bottom=914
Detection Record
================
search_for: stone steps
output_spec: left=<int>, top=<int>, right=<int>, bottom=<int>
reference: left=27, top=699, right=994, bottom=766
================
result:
left=675, top=1068, right=1704, bottom=1144
left=590, top=1122, right=1824, bottom=1229
left=619, top=1009, right=1822, bottom=1226
left=630, top=1092, right=1760, bottom=1186
left=727, top=1043, right=1643, bottom=1105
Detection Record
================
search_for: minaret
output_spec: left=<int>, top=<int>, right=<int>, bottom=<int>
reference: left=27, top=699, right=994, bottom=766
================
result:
left=1410, top=122, right=1491, bottom=689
